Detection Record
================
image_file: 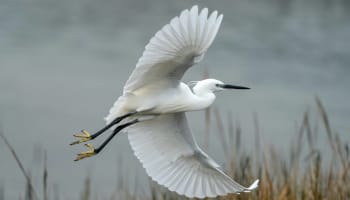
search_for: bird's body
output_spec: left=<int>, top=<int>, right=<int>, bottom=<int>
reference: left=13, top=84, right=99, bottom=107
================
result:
left=72, top=5, right=258, bottom=198
left=105, top=81, right=216, bottom=123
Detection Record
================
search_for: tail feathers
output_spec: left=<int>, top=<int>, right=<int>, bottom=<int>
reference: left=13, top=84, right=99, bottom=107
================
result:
left=104, top=96, right=128, bottom=124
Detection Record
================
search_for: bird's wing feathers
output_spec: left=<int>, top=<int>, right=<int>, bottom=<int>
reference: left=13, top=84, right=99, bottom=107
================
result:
left=123, top=5, right=223, bottom=94
left=127, top=113, right=259, bottom=198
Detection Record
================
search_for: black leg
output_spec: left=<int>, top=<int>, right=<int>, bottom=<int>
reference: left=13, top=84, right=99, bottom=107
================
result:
left=70, top=111, right=137, bottom=145
left=74, top=118, right=139, bottom=161
left=90, top=112, right=137, bottom=140
left=94, top=119, right=139, bottom=154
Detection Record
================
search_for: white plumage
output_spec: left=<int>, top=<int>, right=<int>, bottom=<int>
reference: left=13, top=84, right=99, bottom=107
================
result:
left=122, top=6, right=222, bottom=95
left=128, top=113, right=258, bottom=198
left=103, top=5, right=259, bottom=198
left=105, top=5, right=223, bottom=123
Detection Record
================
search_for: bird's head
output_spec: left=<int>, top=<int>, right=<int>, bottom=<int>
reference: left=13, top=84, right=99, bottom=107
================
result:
left=192, top=79, right=250, bottom=95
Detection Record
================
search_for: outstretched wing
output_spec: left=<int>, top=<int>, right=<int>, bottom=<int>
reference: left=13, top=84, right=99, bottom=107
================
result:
left=127, top=113, right=259, bottom=198
left=123, top=5, right=223, bottom=94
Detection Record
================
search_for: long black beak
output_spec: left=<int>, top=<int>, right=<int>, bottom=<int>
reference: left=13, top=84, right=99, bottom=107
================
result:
left=220, top=84, right=250, bottom=90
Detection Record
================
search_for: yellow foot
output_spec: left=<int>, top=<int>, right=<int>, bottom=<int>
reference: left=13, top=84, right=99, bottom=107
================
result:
left=70, top=130, right=92, bottom=145
left=74, top=144, right=96, bottom=161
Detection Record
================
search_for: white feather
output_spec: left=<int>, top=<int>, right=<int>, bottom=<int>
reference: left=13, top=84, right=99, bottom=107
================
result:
left=122, top=5, right=223, bottom=94
left=101, top=6, right=258, bottom=198
left=127, top=113, right=258, bottom=198
left=105, top=6, right=223, bottom=123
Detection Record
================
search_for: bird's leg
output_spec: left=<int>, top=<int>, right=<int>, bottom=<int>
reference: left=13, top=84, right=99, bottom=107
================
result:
left=70, top=111, right=137, bottom=145
left=95, top=119, right=139, bottom=154
left=74, top=119, right=139, bottom=161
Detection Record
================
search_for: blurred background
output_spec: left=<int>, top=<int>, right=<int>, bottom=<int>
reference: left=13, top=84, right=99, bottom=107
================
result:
left=0, top=0, right=349, bottom=199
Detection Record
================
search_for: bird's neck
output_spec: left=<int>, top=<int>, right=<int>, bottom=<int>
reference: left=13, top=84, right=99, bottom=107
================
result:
left=191, top=89, right=216, bottom=110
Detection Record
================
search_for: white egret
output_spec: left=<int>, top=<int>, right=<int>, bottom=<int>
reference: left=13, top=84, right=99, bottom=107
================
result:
left=71, top=5, right=259, bottom=198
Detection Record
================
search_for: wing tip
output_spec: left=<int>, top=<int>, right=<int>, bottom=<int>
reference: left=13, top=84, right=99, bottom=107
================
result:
left=245, top=179, right=259, bottom=192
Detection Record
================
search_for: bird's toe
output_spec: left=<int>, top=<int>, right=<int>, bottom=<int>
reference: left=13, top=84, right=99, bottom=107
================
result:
left=70, top=130, right=92, bottom=145
left=74, top=143, right=96, bottom=161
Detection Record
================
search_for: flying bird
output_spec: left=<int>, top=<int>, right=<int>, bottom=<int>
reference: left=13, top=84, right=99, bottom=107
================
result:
left=71, top=5, right=259, bottom=198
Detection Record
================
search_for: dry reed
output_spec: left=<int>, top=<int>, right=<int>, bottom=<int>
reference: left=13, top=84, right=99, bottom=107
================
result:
left=1, top=97, right=349, bottom=200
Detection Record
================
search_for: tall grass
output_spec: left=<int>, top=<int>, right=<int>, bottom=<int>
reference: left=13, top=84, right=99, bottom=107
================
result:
left=0, top=129, right=39, bottom=200
left=1, top=97, right=349, bottom=199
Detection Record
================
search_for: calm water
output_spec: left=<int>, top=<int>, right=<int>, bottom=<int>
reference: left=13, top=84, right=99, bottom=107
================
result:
left=1, top=0, right=350, bottom=199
